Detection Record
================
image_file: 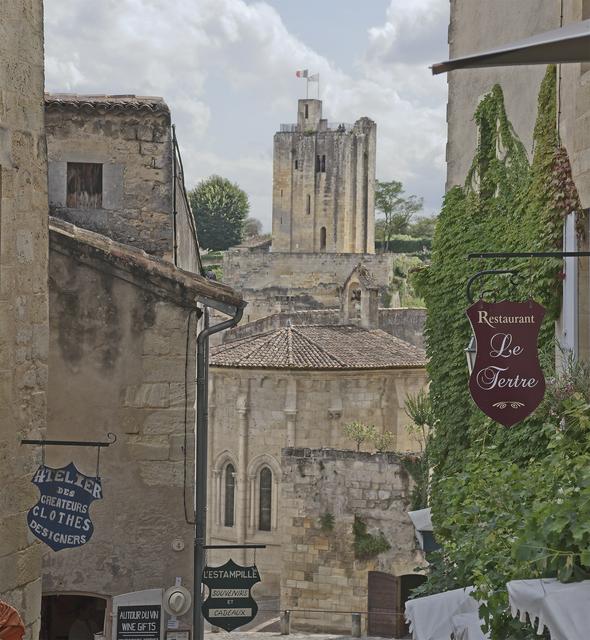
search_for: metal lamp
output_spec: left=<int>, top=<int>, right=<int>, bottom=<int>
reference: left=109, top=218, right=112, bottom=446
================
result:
left=465, top=334, right=476, bottom=374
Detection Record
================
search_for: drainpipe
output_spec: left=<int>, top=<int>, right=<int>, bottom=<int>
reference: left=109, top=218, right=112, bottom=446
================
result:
left=194, top=304, right=244, bottom=640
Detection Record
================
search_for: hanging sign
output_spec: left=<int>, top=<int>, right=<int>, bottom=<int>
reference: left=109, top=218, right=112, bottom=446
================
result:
left=26, top=462, right=103, bottom=551
left=466, top=300, right=546, bottom=427
left=202, top=559, right=261, bottom=631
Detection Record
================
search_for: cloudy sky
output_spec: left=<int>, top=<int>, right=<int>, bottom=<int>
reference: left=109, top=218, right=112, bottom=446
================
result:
left=44, top=0, right=449, bottom=231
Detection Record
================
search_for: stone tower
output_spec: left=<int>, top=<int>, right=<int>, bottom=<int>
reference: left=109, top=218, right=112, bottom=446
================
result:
left=272, top=99, right=376, bottom=254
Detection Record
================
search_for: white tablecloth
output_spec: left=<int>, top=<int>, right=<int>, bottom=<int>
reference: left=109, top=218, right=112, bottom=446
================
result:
left=507, top=578, right=590, bottom=639
left=405, top=586, right=489, bottom=640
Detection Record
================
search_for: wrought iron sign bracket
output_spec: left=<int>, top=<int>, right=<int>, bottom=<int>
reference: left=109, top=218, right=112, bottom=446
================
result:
left=204, top=544, right=266, bottom=550
left=21, top=432, right=117, bottom=448
left=466, top=251, right=590, bottom=303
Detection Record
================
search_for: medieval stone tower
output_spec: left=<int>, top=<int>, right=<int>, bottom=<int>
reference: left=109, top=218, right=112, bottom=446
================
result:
left=271, top=99, right=376, bottom=254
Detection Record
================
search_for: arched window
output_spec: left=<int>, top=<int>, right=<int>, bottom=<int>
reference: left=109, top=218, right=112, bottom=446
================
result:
left=224, top=464, right=235, bottom=527
left=320, top=226, right=327, bottom=250
left=259, top=467, right=272, bottom=531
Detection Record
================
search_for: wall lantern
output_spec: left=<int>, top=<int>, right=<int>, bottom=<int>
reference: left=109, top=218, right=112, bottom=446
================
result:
left=464, top=334, right=476, bottom=374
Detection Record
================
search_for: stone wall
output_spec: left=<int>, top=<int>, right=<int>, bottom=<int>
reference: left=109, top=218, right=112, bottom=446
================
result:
left=219, top=307, right=426, bottom=349
left=272, top=100, right=376, bottom=254
left=0, top=0, right=48, bottom=636
left=45, top=96, right=174, bottom=259
left=223, top=249, right=395, bottom=323
left=280, top=448, right=423, bottom=633
left=207, top=366, right=427, bottom=596
left=446, top=0, right=559, bottom=189
left=46, top=229, right=199, bottom=628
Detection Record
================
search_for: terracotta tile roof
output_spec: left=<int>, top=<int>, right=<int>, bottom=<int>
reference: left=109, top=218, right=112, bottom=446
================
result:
left=45, top=93, right=170, bottom=115
left=210, top=324, right=427, bottom=370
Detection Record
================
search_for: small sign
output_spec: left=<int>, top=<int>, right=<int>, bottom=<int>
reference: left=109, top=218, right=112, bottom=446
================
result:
left=27, top=462, right=103, bottom=551
left=467, top=300, right=546, bottom=427
left=117, top=605, right=161, bottom=640
left=202, top=559, right=261, bottom=631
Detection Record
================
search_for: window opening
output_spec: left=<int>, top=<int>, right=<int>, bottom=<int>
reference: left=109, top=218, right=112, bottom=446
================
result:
left=67, top=162, right=103, bottom=209
left=306, top=194, right=311, bottom=215
left=315, top=155, right=320, bottom=173
left=295, top=160, right=299, bottom=170
left=321, top=155, right=326, bottom=172
left=305, top=104, right=309, bottom=119
left=224, top=463, right=235, bottom=527
left=320, top=226, right=327, bottom=250
left=259, top=467, right=272, bottom=531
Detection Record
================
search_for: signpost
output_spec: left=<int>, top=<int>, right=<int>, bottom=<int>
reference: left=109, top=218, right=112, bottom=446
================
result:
left=466, top=299, right=546, bottom=426
left=116, top=605, right=161, bottom=640
left=201, top=559, right=261, bottom=631
left=26, top=461, right=103, bottom=551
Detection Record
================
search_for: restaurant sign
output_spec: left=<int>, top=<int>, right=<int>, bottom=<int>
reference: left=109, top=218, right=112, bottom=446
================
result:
left=202, top=559, right=261, bottom=631
left=466, top=300, right=546, bottom=427
left=27, top=462, right=103, bottom=551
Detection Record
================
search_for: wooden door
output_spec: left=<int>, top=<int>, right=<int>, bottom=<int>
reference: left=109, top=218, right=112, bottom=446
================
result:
left=367, top=571, right=402, bottom=638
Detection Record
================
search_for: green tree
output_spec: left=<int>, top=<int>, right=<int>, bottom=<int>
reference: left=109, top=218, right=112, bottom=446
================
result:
left=375, top=180, right=423, bottom=251
left=343, top=421, right=376, bottom=451
left=408, top=215, right=437, bottom=239
left=189, top=175, right=249, bottom=250
left=244, top=217, right=263, bottom=238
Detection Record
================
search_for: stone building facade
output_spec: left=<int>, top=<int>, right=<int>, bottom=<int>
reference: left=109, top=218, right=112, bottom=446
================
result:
left=45, top=94, right=200, bottom=273
left=280, top=448, right=424, bottom=634
left=222, top=97, right=392, bottom=323
left=446, top=1, right=590, bottom=358
left=272, top=99, right=376, bottom=254
left=0, top=0, right=48, bottom=636
left=43, top=218, right=243, bottom=634
left=206, top=324, right=427, bottom=596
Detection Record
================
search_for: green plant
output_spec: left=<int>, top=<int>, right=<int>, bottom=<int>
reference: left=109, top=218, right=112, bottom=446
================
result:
left=375, top=180, right=424, bottom=251
left=410, top=67, right=589, bottom=639
left=343, top=421, right=376, bottom=451
left=352, top=515, right=391, bottom=560
left=370, top=430, right=395, bottom=452
left=319, top=512, right=335, bottom=532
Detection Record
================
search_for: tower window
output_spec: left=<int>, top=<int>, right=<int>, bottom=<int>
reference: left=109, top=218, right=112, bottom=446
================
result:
left=67, top=162, right=102, bottom=209
left=224, top=463, right=235, bottom=527
left=305, top=104, right=309, bottom=119
left=259, top=467, right=272, bottom=531
left=320, top=226, right=327, bottom=250
left=295, top=160, right=299, bottom=170
left=321, top=155, right=326, bottom=172
left=315, top=155, right=320, bottom=173
left=306, top=194, right=311, bottom=215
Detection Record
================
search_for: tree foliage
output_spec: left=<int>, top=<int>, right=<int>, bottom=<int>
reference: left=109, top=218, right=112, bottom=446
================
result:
left=244, top=217, right=263, bottom=238
left=189, top=175, right=249, bottom=250
left=411, top=67, right=589, bottom=638
left=375, top=180, right=423, bottom=251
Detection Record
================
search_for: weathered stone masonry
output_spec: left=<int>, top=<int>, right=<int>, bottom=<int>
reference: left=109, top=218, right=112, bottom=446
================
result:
left=0, top=0, right=48, bottom=636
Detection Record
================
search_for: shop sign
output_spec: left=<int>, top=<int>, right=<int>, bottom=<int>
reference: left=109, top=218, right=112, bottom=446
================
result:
left=116, top=605, right=161, bottom=640
left=202, top=559, right=261, bottom=631
left=26, top=461, right=102, bottom=551
left=466, top=300, right=546, bottom=427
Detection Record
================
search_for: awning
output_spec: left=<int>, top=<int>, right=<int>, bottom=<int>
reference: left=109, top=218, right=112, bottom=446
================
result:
left=405, top=586, right=490, bottom=640
left=432, top=19, right=590, bottom=75
left=508, top=578, right=590, bottom=639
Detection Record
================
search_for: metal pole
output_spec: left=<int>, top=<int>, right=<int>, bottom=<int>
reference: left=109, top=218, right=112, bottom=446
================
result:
left=194, top=305, right=244, bottom=640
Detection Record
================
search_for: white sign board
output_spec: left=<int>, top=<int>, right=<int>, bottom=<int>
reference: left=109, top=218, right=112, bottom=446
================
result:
left=112, top=589, right=164, bottom=640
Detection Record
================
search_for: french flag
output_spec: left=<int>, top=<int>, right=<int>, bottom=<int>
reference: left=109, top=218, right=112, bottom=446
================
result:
left=295, top=69, right=309, bottom=78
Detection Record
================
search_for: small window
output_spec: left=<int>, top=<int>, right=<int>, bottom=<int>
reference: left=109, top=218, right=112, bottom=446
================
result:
left=321, top=155, right=326, bottom=172
left=306, top=194, right=311, bottom=215
left=259, top=467, right=272, bottom=531
left=315, top=155, right=320, bottom=173
left=224, top=464, right=235, bottom=527
left=304, top=104, right=309, bottom=119
left=294, top=160, right=299, bottom=170
left=320, top=226, right=327, bottom=250
left=67, top=162, right=102, bottom=208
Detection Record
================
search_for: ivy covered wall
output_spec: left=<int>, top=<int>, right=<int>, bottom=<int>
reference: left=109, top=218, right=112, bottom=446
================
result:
left=413, top=66, right=589, bottom=638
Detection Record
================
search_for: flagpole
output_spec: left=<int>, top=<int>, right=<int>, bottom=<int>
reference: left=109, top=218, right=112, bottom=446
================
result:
left=306, top=77, right=309, bottom=99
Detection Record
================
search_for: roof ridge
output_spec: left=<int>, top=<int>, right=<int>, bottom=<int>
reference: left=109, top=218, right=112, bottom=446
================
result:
left=289, top=326, right=346, bottom=367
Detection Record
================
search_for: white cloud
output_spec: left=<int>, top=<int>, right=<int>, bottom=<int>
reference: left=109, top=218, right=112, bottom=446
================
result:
left=44, top=0, right=449, bottom=228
